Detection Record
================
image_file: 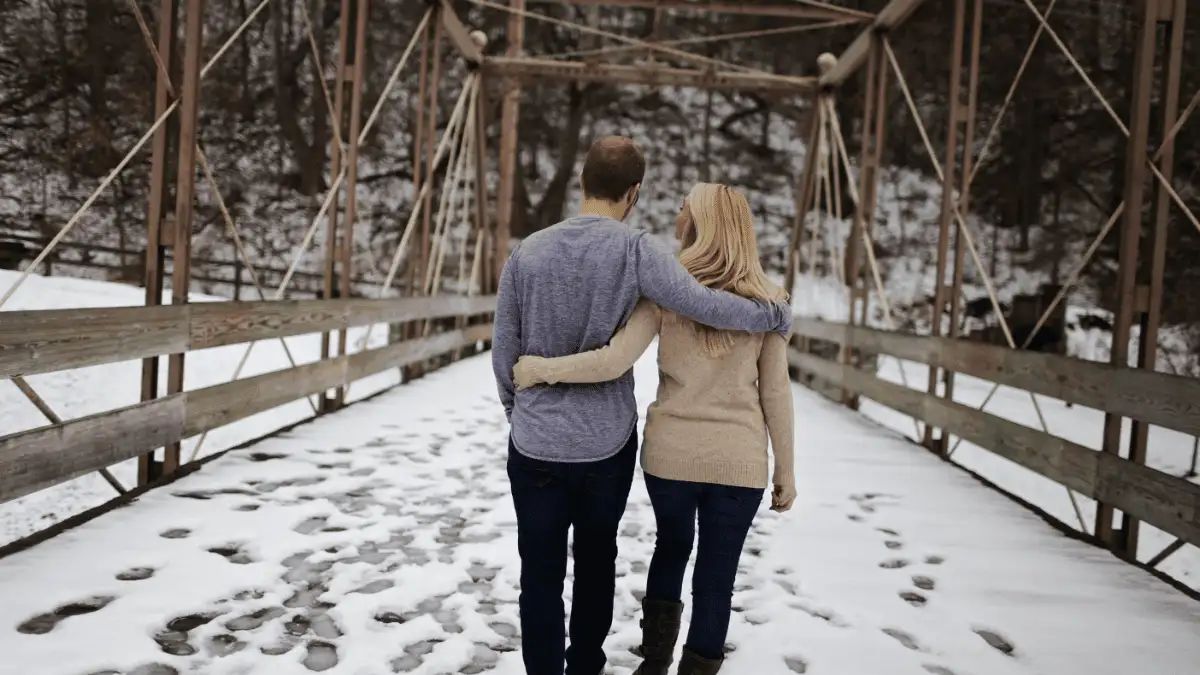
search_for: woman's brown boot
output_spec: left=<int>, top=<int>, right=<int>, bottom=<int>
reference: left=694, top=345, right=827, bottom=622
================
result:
left=676, top=647, right=723, bottom=675
left=632, top=598, right=684, bottom=675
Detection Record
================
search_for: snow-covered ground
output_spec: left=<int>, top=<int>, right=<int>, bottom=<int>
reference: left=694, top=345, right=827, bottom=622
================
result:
left=0, top=351, right=1198, bottom=675
left=0, top=270, right=399, bottom=546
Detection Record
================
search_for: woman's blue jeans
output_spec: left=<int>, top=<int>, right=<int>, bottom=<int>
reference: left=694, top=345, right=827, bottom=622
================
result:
left=643, top=473, right=763, bottom=660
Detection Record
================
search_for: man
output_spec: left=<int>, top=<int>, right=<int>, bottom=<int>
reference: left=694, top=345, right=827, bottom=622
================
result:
left=492, top=137, right=791, bottom=675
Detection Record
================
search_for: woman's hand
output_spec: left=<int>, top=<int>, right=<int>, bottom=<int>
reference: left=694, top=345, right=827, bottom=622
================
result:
left=770, top=480, right=797, bottom=513
left=513, top=355, right=550, bottom=391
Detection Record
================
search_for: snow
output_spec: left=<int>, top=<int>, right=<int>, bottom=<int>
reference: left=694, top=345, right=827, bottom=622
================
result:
left=860, top=357, right=1200, bottom=593
left=0, top=269, right=399, bottom=546
left=0, top=350, right=1197, bottom=675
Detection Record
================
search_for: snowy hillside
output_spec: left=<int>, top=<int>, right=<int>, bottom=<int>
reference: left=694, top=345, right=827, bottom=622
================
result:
left=0, top=271, right=400, bottom=546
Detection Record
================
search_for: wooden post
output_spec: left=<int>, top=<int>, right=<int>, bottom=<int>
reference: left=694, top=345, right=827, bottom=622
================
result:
left=940, top=0, right=983, bottom=417
left=923, top=0, right=966, bottom=452
left=138, top=0, right=176, bottom=486
left=1107, top=0, right=1187, bottom=555
left=495, top=0, right=525, bottom=288
left=162, top=0, right=205, bottom=475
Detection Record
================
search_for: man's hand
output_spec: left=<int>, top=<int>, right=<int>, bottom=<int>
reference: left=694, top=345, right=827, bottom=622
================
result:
left=770, top=480, right=797, bottom=513
left=513, top=355, right=550, bottom=391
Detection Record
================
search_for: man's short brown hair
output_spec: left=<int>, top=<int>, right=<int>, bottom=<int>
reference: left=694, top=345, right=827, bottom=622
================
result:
left=580, top=136, right=646, bottom=202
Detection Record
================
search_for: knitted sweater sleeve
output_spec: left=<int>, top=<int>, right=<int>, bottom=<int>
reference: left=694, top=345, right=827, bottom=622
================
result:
left=512, top=301, right=661, bottom=387
left=758, top=332, right=795, bottom=487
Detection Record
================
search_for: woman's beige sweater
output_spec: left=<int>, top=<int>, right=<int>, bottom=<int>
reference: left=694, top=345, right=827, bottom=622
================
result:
left=513, top=299, right=794, bottom=490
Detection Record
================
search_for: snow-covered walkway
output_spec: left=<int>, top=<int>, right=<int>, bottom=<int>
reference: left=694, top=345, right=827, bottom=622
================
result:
left=0, top=352, right=1197, bottom=675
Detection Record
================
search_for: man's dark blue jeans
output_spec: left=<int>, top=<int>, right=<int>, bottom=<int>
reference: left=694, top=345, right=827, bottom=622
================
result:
left=643, top=473, right=763, bottom=660
left=507, top=432, right=637, bottom=675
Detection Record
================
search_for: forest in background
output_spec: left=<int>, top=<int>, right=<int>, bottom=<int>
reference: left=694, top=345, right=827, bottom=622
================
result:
left=0, top=0, right=1197, bottom=328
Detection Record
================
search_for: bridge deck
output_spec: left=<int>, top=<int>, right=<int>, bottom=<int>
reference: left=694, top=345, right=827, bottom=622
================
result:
left=0, top=352, right=1197, bottom=675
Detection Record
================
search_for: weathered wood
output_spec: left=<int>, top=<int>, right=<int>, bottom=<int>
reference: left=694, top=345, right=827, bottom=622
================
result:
left=0, top=396, right=186, bottom=503
left=0, top=305, right=189, bottom=379
left=0, top=295, right=498, bottom=379
left=793, top=319, right=1200, bottom=438
left=483, top=57, right=816, bottom=94
left=820, top=0, right=929, bottom=87
left=0, top=323, right=495, bottom=506
left=789, top=346, right=1200, bottom=548
left=440, top=0, right=482, bottom=64
left=193, top=295, right=497, bottom=349
left=186, top=325, right=493, bottom=437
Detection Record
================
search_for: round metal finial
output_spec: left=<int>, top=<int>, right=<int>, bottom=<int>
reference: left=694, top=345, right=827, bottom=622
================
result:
left=470, top=30, right=489, bottom=49
left=817, top=53, right=838, bottom=74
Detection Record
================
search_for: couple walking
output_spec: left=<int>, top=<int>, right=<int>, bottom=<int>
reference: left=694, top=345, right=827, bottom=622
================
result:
left=492, top=136, right=796, bottom=675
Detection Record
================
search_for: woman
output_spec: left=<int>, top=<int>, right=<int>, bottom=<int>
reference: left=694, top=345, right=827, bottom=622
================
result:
left=512, top=183, right=796, bottom=675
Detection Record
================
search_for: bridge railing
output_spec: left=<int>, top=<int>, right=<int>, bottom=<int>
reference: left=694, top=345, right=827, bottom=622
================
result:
left=0, top=296, right=496, bottom=506
left=789, top=318, right=1200, bottom=557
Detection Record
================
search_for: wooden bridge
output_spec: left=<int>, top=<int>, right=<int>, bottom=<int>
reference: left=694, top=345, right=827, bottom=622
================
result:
left=1, top=1, right=1199, bottom=674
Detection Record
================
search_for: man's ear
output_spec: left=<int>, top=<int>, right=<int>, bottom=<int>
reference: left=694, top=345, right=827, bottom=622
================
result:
left=627, top=183, right=642, bottom=205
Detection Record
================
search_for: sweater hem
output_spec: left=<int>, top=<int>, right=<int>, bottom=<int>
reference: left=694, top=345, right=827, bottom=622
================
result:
left=642, top=455, right=768, bottom=489
left=511, top=419, right=637, bottom=464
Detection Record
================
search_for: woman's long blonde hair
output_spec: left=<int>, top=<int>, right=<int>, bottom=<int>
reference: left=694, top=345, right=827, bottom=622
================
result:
left=677, top=183, right=786, bottom=355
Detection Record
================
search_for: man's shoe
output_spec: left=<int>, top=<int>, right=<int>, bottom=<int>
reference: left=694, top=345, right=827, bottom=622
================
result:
left=676, top=647, right=723, bottom=675
left=632, top=598, right=684, bottom=675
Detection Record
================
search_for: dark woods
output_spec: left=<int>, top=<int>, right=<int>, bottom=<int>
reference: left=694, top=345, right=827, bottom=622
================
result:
left=0, top=1, right=1197, bottom=324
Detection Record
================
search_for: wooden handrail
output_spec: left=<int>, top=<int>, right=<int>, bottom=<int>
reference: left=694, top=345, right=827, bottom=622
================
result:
left=793, top=317, right=1200, bottom=438
left=0, top=324, right=493, bottom=504
left=0, top=295, right=497, bottom=379
left=788, top=322, right=1200, bottom=550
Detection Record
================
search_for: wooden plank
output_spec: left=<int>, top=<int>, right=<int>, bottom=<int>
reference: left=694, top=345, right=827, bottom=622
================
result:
left=440, top=0, right=483, bottom=64
left=186, top=326, right=494, bottom=436
left=526, top=0, right=872, bottom=20
left=793, top=319, right=1200, bottom=438
left=0, top=305, right=189, bottom=378
left=483, top=57, right=816, bottom=94
left=184, top=357, right=349, bottom=437
left=1, top=296, right=498, bottom=378
left=192, top=295, right=497, bottom=349
left=789, top=346, right=1200, bottom=548
left=0, top=396, right=186, bottom=503
left=820, top=0, right=929, bottom=87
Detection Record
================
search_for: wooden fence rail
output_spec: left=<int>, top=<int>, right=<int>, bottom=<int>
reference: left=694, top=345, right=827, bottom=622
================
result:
left=789, top=318, right=1200, bottom=551
left=0, top=295, right=497, bottom=379
left=0, top=296, right=497, bottom=505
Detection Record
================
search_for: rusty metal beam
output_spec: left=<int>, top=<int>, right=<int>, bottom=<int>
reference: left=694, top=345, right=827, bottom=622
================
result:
left=495, top=1, right=524, bottom=288
left=163, top=0, right=205, bottom=474
left=1106, top=0, right=1188, bottom=556
left=139, top=0, right=175, bottom=487
left=484, top=56, right=816, bottom=94
left=440, top=0, right=483, bottom=64
left=821, top=0, right=928, bottom=88
left=527, top=0, right=872, bottom=21
left=923, top=0, right=966, bottom=452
